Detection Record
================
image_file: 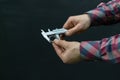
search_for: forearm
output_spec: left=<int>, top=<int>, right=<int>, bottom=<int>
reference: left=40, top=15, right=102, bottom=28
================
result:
left=86, top=0, right=120, bottom=26
left=80, top=34, right=120, bottom=63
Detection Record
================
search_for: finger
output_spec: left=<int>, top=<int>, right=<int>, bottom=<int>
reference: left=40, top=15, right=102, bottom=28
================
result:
left=65, top=23, right=81, bottom=36
left=63, top=17, right=74, bottom=29
left=53, top=39, right=69, bottom=48
left=52, top=43, right=63, bottom=59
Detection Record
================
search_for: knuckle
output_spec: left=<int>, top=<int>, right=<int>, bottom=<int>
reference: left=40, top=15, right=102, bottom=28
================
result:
left=68, top=16, right=74, bottom=20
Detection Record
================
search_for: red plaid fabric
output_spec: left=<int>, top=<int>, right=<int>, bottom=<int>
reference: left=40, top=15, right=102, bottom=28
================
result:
left=80, top=0, right=120, bottom=63
left=86, top=0, right=120, bottom=26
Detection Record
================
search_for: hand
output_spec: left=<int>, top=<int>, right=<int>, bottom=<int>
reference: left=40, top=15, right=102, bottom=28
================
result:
left=52, top=39, right=82, bottom=64
left=63, top=14, right=91, bottom=36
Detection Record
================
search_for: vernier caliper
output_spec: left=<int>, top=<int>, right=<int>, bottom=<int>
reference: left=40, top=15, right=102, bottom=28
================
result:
left=41, top=28, right=67, bottom=43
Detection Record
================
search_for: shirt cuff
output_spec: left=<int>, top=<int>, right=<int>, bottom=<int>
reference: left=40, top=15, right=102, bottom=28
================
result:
left=85, top=9, right=106, bottom=26
left=80, top=41, right=101, bottom=60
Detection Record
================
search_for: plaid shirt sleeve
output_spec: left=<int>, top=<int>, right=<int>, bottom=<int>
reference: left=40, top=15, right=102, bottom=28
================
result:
left=80, top=0, right=120, bottom=63
left=80, top=34, right=120, bottom=63
left=86, top=0, right=120, bottom=26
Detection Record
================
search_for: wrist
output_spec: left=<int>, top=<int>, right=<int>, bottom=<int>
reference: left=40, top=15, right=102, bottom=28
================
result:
left=82, top=14, right=91, bottom=27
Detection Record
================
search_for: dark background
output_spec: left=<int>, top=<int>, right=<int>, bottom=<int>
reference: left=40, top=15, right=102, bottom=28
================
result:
left=0, top=0, right=120, bottom=80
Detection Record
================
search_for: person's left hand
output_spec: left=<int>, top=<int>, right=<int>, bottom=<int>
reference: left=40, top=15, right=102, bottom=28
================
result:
left=52, top=39, right=82, bottom=64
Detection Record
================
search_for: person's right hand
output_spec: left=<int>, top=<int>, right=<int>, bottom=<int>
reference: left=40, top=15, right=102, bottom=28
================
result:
left=63, top=14, right=91, bottom=36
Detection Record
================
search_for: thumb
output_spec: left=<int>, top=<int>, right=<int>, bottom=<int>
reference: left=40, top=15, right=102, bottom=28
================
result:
left=65, top=24, right=81, bottom=36
left=53, top=39, right=69, bottom=48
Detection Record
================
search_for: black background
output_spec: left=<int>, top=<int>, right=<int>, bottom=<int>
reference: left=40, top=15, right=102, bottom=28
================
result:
left=0, top=0, right=120, bottom=80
